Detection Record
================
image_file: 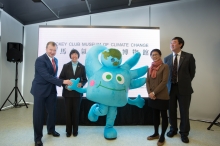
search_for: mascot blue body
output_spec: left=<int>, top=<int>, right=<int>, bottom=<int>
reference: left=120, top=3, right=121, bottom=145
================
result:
left=68, top=45, right=148, bottom=139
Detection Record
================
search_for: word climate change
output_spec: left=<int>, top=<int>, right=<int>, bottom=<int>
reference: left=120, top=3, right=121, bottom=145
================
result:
left=56, top=42, right=148, bottom=47
left=111, top=43, right=148, bottom=47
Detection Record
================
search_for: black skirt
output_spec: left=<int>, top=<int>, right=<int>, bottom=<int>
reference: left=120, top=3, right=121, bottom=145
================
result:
left=148, top=98, right=169, bottom=110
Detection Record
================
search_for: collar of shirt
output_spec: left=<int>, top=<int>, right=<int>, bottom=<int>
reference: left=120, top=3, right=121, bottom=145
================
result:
left=72, top=61, right=78, bottom=66
left=173, top=51, right=182, bottom=57
left=46, top=53, right=53, bottom=62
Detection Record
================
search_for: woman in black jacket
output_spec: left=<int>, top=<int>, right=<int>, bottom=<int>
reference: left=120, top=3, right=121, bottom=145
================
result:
left=59, top=49, right=87, bottom=137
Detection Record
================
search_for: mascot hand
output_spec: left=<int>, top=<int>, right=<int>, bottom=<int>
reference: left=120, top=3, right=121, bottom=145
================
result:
left=128, top=95, right=145, bottom=108
left=67, top=78, right=80, bottom=91
left=134, top=95, right=145, bottom=108
left=67, top=78, right=86, bottom=93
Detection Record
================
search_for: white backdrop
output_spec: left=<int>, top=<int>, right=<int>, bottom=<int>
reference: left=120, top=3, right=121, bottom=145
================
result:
left=38, top=26, right=160, bottom=97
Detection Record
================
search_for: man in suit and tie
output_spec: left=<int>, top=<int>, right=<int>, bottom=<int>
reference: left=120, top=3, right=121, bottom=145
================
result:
left=31, top=41, right=72, bottom=146
left=164, top=37, right=196, bottom=143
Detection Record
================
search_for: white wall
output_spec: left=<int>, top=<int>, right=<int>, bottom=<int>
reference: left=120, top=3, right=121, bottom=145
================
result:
left=22, top=0, right=220, bottom=121
left=151, top=0, right=220, bottom=121
left=0, top=10, right=23, bottom=107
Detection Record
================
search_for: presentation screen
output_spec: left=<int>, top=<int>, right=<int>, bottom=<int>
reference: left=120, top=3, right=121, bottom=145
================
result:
left=38, top=26, right=160, bottom=97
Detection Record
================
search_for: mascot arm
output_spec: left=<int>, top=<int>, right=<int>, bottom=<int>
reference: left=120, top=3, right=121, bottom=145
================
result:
left=127, top=95, right=145, bottom=108
left=67, top=78, right=87, bottom=93
left=130, top=66, right=148, bottom=79
left=129, top=77, right=146, bottom=89
left=121, top=52, right=140, bottom=70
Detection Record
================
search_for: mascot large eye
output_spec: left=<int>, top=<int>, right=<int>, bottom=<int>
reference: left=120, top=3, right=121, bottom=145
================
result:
left=116, top=74, right=124, bottom=84
left=102, top=72, right=113, bottom=81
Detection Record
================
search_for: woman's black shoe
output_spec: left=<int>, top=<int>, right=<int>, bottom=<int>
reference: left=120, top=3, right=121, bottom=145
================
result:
left=66, top=133, right=71, bottom=137
left=73, top=132, right=78, bottom=137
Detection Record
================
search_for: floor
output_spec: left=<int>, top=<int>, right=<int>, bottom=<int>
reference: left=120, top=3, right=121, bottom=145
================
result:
left=0, top=104, right=219, bottom=146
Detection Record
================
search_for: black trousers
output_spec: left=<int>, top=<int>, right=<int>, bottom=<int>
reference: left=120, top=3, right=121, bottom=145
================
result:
left=153, top=108, right=168, bottom=136
left=33, top=93, right=57, bottom=142
left=64, top=96, right=82, bottom=134
left=169, top=83, right=191, bottom=136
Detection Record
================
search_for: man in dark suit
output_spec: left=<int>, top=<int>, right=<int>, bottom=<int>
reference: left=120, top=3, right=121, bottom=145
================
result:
left=164, top=37, right=196, bottom=143
left=59, top=49, right=87, bottom=137
left=31, top=41, right=72, bottom=146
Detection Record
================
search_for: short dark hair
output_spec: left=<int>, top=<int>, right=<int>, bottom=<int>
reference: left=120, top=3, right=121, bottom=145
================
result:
left=46, top=41, right=57, bottom=48
left=150, top=49, right=161, bottom=56
left=172, top=37, right=184, bottom=49
left=69, top=49, right=80, bottom=58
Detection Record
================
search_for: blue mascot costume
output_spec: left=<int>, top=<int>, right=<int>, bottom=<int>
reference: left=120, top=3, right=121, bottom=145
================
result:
left=68, top=45, right=148, bottom=139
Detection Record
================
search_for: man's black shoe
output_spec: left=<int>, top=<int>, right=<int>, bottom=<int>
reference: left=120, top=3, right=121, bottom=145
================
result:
left=35, top=141, right=43, bottom=146
left=166, top=131, right=177, bottom=137
left=181, top=136, right=189, bottom=143
left=48, top=131, right=60, bottom=137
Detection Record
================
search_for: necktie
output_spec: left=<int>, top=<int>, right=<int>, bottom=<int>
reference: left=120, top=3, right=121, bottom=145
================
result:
left=52, top=58, right=56, bottom=72
left=171, top=54, right=178, bottom=83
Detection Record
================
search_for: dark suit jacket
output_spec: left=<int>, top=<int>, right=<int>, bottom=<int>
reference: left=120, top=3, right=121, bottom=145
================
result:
left=31, top=53, right=63, bottom=97
left=59, top=61, right=87, bottom=97
left=164, top=51, right=196, bottom=95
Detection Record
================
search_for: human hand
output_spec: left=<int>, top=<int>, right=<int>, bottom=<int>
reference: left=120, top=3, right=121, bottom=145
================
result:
left=77, top=83, right=82, bottom=88
left=63, top=80, right=72, bottom=85
left=149, top=92, right=156, bottom=100
left=151, top=96, right=156, bottom=100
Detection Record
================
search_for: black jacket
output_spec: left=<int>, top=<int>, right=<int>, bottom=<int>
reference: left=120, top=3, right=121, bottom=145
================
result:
left=59, top=61, right=87, bottom=97
left=164, top=51, right=196, bottom=95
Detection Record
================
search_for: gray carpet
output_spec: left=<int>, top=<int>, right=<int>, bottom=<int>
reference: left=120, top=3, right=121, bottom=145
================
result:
left=0, top=105, right=219, bottom=146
